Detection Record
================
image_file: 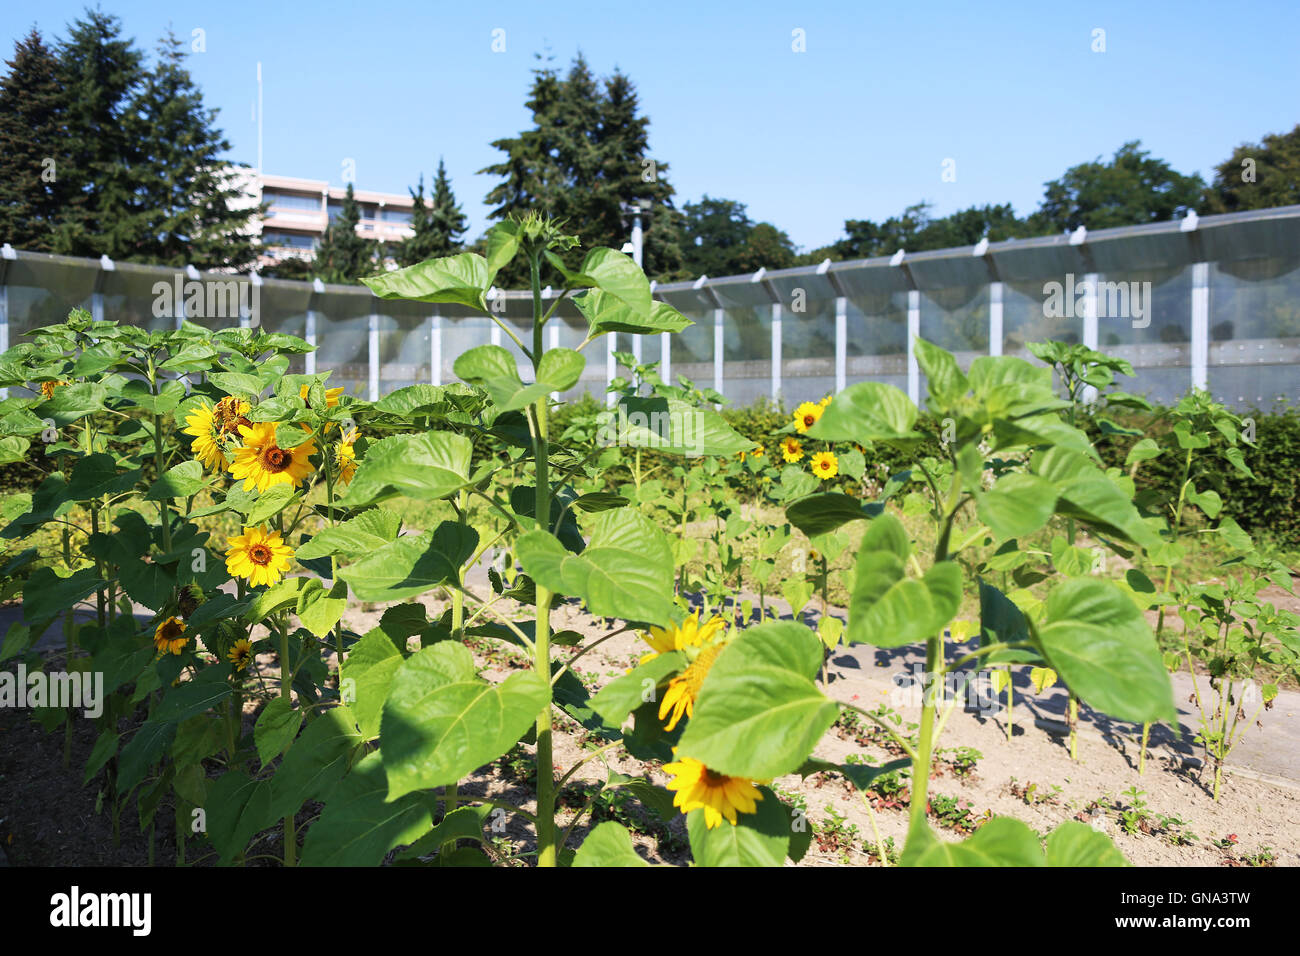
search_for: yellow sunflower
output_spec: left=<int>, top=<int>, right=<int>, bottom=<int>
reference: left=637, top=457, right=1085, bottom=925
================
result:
left=780, top=436, right=804, bottom=463
left=225, top=525, right=295, bottom=588
left=659, top=642, right=726, bottom=731
left=227, top=638, right=253, bottom=670
left=752, top=443, right=765, bottom=457
left=819, top=394, right=833, bottom=407
left=810, top=451, right=839, bottom=481
left=333, top=428, right=358, bottom=485
left=639, top=610, right=726, bottom=665
left=153, top=616, right=188, bottom=656
left=228, top=422, right=316, bottom=493
left=793, top=401, right=824, bottom=434
left=663, top=752, right=765, bottom=829
left=40, top=380, right=70, bottom=401
left=183, top=401, right=230, bottom=471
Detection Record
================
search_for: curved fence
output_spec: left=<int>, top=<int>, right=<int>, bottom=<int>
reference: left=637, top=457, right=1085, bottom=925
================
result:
left=2, top=204, right=1298, bottom=411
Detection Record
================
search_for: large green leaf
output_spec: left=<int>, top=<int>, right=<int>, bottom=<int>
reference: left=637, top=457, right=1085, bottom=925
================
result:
left=915, top=338, right=969, bottom=412
left=785, top=492, right=880, bottom=536
left=337, top=524, right=474, bottom=602
left=676, top=621, right=836, bottom=779
left=589, top=652, right=685, bottom=727
left=295, top=509, right=402, bottom=561
left=552, top=247, right=653, bottom=316
left=847, top=514, right=962, bottom=648
left=361, top=252, right=491, bottom=311
left=1032, top=447, right=1160, bottom=549
left=300, top=751, right=435, bottom=867
left=152, top=665, right=232, bottom=723
left=609, top=396, right=754, bottom=457
left=1045, top=821, right=1130, bottom=866
left=975, top=473, right=1058, bottom=540
left=265, top=705, right=363, bottom=823
left=67, top=453, right=141, bottom=500
left=205, top=771, right=274, bottom=863
left=336, top=432, right=472, bottom=508
left=686, top=786, right=793, bottom=867
left=1035, top=578, right=1175, bottom=723
left=572, top=821, right=650, bottom=867
left=806, top=382, right=920, bottom=445
left=902, top=817, right=1045, bottom=867
left=254, top=696, right=302, bottom=769
left=515, top=508, right=674, bottom=625
left=573, top=288, right=691, bottom=335
left=341, top=626, right=405, bottom=740
left=380, top=643, right=548, bottom=800
left=145, top=460, right=209, bottom=500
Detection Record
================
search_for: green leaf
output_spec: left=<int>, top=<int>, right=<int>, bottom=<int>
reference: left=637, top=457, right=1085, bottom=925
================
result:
left=117, top=720, right=176, bottom=795
left=687, top=786, right=791, bottom=867
left=677, top=621, right=836, bottom=779
left=341, top=626, right=406, bottom=740
left=976, top=473, right=1058, bottom=540
left=806, top=382, right=919, bottom=445
left=915, top=338, right=969, bottom=412
left=785, top=492, right=880, bottom=536
left=515, top=508, right=675, bottom=625
left=847, top=514, right=962, bottom=648
left=536, top=348, right=585, bottom=392
left=336, top=432, right=472, bottom=508
left=67, top=453, right=141, bottom=500
left=300, top=751, right=435, bottom=866
left=337, top=523, right=474, bottom=602
left=145, top=460, right=208, bottom=500
left=380, top=643, right=549, bottom=800
left=574, top=288, right=691, bottom=335
left=243, top=483, right=296, bottom=526
left=361, top=252, right=491, bottom=311
left=295, top=509, right=402, bottom=561
left=573, top=821, right=650, bottom=867
left=153, top=666, right=232, bottom=723
left=265, top=705, right=363, bottom=824
left=1035, top=578, right=1175, bottom=723
left=903, top=817, right=1045, bottom=867
left=298, top=579, right=349, bottom=638
left=1045, top=821, right=1130, bottom=866
left=611, top=396, right=755, bottom=457
left=562, top=247, right=653, bottom=316
left=205, top=771, right=274, bottom=863
left=254, top=696, right=302, bottom=769
left=394, top=805, right=494, bottom=860
left=245, top=576, right=318, bottom=624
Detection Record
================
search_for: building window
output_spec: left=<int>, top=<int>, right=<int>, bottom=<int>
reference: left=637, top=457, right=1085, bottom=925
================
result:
left=382, top=207, right=413, bottom=224
left=264, top=191, right=321, bottom=212
left=263, top=231, right=318, bottom=250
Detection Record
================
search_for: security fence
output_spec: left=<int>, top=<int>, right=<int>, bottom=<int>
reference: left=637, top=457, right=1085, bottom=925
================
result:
left=2, top=203, right=1298, bottom=411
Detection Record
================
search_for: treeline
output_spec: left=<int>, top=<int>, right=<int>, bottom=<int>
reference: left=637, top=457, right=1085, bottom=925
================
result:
left=2, top=10, right=1299, bottom=285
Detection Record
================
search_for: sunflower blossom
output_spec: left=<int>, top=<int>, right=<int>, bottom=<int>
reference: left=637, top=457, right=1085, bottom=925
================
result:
left=810, top=450, right=839, bottom=481
left=333, top=428, right=358, bottom=485
left=153, top=616, right=188, bottom=656
left=229, top=422, right=316, bottom=493
left=659, top=642, right=726, bottom=731
left=793, top=401, right=824, bottom=434
left=663, top=752, right=765, bottom=829
left=40, top=380, right=70, bottom=401
left=183, top=401, right=228, bottom=470
left=227, top=638, right=253, bottom=670
left=638, top=610, right=726, bottom=665
left=780, top=436, right=804, bottom=463
left=225, top=525, right=295, bottom=588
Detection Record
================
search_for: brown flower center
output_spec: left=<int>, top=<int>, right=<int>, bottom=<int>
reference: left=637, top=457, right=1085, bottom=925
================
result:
left=160, top=620, right=184, bottom=641
left=261, top=446, right=291, bottom=473
left=249, top=544, right=273, bottom=566
left=703, top=768, right=728, bottom=786
left=803, top=415, right=816, bottom=427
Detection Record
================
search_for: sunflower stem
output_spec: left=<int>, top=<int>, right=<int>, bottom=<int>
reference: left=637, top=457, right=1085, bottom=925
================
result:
left=528, top=247, right=557, bottom=867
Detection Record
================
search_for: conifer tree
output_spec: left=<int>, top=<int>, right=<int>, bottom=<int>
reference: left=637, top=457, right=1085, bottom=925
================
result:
left=398, top=160, right=467, bottom=266
left=0, top=29, right=70, bottom=251
left=313, top=184, right=376, bottom=283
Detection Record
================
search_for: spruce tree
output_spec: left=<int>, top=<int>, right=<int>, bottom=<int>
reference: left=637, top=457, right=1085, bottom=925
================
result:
left=124, top=30, right=260, bottom=270
left=482, top=55, right=684, bottom=282
left=52, top=9, right=146, bottom=259
left=398, top=160, right=467, bottom=266
left=0, top=29, right=71, bottom=252
left=313, top=184, right=376, bottom=283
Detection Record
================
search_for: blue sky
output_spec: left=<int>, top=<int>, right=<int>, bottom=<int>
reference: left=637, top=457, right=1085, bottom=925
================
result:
left=6, top=0, right=1299, bottom=250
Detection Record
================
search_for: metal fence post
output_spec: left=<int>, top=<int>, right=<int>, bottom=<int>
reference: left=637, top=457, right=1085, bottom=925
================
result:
left=430, top=313, right=441, bottom=385
left=1191, top=261, right=1209, bottom=392
left=368, top=311, right=379, bottom=401
left=906, top=289, right=920, bottom=406
left=989, top=280, right=1003, bottom=357
left=713, top=307, right=724, bottom=397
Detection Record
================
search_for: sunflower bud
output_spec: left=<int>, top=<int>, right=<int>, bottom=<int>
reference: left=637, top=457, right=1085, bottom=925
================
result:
left=177, top=583, right=206, bottom=618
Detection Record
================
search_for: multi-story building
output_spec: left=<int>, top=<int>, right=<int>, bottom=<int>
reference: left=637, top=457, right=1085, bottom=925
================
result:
left=240, top=172, right=419, bottom=268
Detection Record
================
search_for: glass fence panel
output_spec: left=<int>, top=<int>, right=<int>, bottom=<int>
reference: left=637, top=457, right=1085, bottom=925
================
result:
left=670, top=306, right=713, bottom=392
left=722, top=304, right=770, bottom=407
left=7, top=256, right=97, bottom=338
left=781, top=295, right=836, bottom=406
left=1095, top=265, right=1192, bottom=406
left=376, top=299, right=432, bottom=392
left=313, top=290, right=371, bottom=398
left=843, top=291, right=908, bottom=393
left=258, top=280, right=311, bottom=375
left=1207, top=257, right=1300, bottom=409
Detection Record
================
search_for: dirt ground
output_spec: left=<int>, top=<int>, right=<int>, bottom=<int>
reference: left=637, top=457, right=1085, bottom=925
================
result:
left=2, top=571, right=1295, bottom=867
